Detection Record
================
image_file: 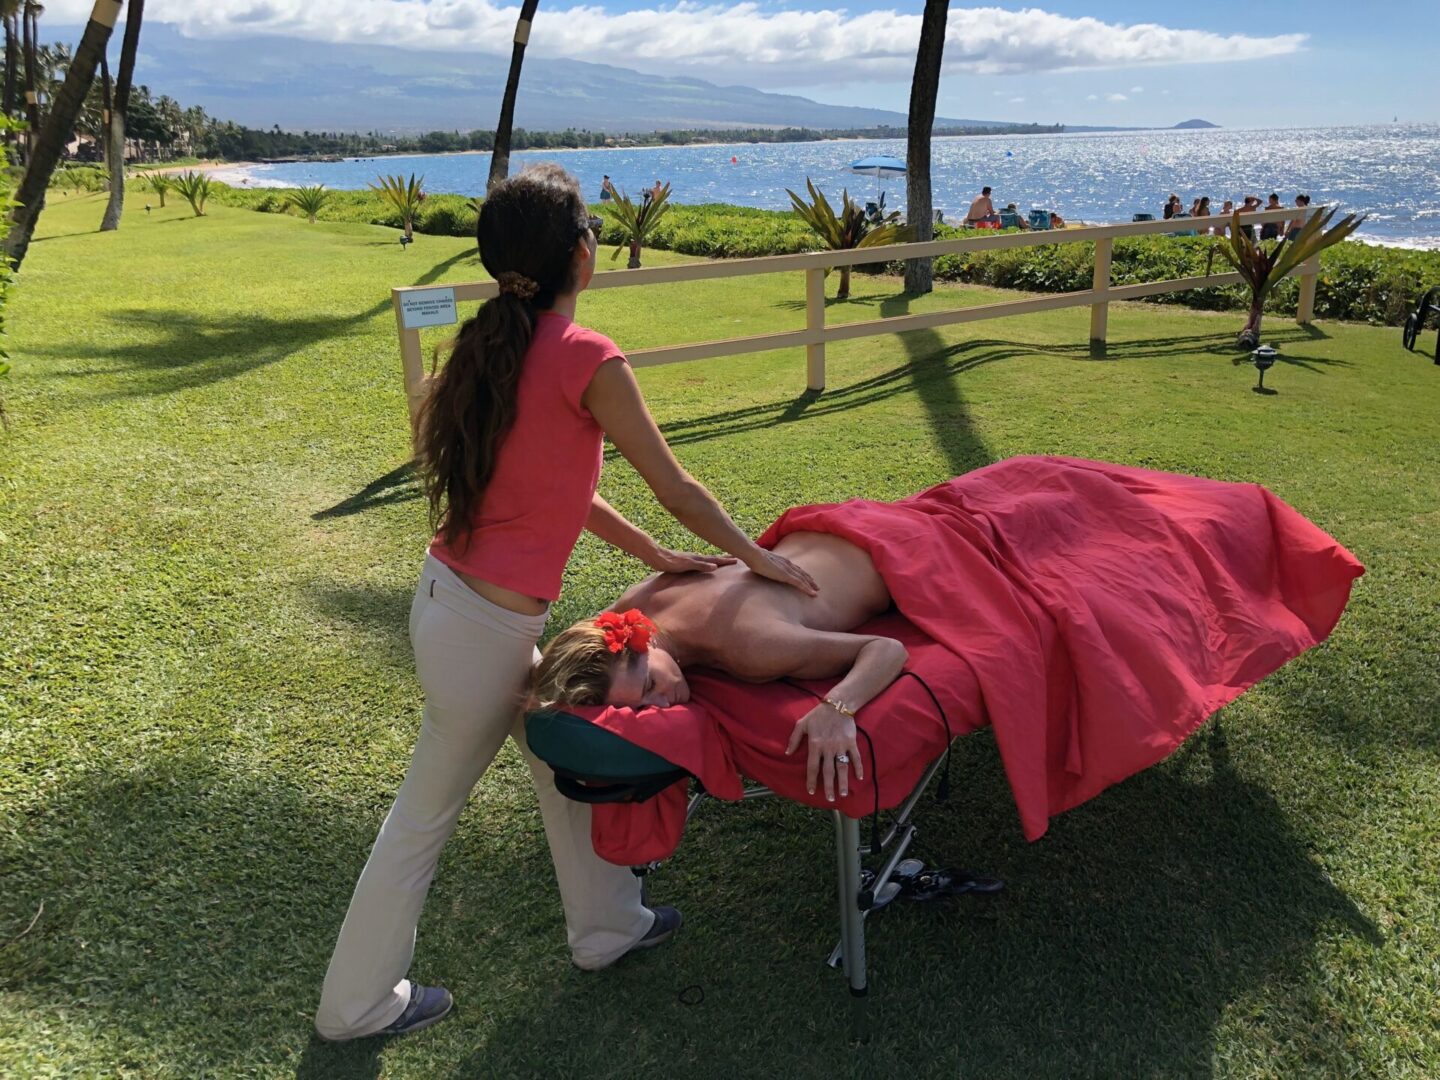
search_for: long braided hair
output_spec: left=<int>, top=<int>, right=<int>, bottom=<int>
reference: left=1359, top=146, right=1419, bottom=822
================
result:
left=418, top=164, right=593, bottom=549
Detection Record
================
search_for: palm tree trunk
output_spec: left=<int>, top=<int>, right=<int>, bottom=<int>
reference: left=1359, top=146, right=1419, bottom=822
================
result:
left=1238, top=300, right=1264, bottom=349
left=627, top=238, right=640, bottom=269
left=100, top=0, right=144, bottom=232
left=6, top=1, right=121, bottom=269
left=3, top=14, right=18, bottom=124
left=903, top=0, right=948, bottom=296
left=838, top=266, right=852, bottom=300
left=486, top=0, right=539, bottom=192
left=20, top=2, right=38, bottom=161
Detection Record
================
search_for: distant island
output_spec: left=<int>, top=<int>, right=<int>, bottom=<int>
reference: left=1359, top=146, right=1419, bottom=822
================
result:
left=1173, top=119, right=1221, bottom=129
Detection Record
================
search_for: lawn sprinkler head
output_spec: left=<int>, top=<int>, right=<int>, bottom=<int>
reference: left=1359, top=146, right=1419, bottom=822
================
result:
left=399, top=234, right=413, bottom=250
left=1251, top=344, right=1279, bottom=394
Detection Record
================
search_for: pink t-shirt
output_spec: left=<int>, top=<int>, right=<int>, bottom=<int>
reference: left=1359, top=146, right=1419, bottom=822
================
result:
left=429, top=311, right=624, bottom=601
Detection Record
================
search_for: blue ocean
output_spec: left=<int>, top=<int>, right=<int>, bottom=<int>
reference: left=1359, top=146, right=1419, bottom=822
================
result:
left=213, top=124, right=1440, bottom=249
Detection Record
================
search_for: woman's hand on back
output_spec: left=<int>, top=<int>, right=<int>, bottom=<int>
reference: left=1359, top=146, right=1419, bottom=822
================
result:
left=645, top=549, right=737, bottom=575
left=744, top=548, right=819, bottom=596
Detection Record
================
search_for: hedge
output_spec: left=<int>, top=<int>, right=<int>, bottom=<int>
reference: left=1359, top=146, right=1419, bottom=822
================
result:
left=195, top=181, right=1440, bottom=327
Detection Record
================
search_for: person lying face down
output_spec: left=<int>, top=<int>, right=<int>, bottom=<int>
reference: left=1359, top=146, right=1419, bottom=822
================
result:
left=532, top=530, right=909, bottom=803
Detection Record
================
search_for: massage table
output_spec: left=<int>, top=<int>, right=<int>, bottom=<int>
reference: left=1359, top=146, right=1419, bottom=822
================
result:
left=526, top=613, right=993, bottom=1033
left=524, top=456, right=1366, bottom=1032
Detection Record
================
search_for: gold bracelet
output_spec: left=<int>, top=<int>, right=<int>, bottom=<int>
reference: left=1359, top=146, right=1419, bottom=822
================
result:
left=823, top=696, right=856, bottom=719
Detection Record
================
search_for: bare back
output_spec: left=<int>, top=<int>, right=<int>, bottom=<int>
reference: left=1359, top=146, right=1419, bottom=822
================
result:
left=612, top=531, right=891, bottom=681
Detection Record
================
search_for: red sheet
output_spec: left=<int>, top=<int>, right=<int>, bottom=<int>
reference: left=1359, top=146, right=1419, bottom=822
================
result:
left=577, top=457, right=1363, bottom=863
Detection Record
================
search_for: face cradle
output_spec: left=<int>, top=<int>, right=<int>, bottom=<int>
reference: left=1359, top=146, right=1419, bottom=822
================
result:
left=606, top=647, right=690, bottom=708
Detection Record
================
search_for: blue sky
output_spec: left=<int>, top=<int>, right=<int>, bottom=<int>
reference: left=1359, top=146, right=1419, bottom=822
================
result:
left=46, top=0, right=1440, bottom=129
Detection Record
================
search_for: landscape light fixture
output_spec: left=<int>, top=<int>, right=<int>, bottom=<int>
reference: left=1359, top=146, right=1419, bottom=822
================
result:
left=1251, top=344, right=1278, bottom=393
left=399, top=234, right=413, bottom=250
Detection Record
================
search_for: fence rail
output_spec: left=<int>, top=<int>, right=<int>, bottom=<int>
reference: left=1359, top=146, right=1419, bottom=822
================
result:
left=392, top=206, right=1322, bottom=444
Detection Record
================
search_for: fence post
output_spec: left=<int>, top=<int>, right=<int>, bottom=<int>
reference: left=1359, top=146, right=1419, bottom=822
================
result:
left=1090, top=237, right=1113, bottom=344
left=806, top=266, right=826, bottom=391
left=392, top=292, right=428, bottom=453
left=1297, top=257, right=1319, bottom=325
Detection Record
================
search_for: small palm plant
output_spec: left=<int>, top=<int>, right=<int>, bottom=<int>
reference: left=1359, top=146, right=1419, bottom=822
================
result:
left=370, top=173, right=425, bottom=242
left=286, top=184, right=331, bottom=224
left=146, top=173, right=172, bottom=208
left=605, top=183, right=671, bottom=269
left=786, top=179, right=913, bottom=300
left=1212, top=206, right=1364, bottom=348
left=173, top=170, right=212, bottom=217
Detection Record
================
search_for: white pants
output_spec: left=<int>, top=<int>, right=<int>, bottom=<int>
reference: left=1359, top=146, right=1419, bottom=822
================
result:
left=314, top=555, right=651, bottom=1039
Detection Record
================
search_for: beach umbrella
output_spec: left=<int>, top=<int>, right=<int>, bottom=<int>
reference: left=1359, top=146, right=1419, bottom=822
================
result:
left=848, top=154, right=906, bottom=203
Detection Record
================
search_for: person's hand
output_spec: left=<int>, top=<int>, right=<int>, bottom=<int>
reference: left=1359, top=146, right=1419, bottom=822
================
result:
left=744, top=549, right=819, bottom=596
left=645, top=548, right=737, bottom=575
left=785, top=702, right=863, bottom=801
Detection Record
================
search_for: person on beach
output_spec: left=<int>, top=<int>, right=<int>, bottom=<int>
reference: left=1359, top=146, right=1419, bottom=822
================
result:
left=651, top=179, right=664, bottom=201
left=1194, top=197, right=1212, bottom=232
left=1217, top=200, right=1234, bottom=236
left=1163, top=194, right=1181, bottom=221
left=1260, top=193, right=1284, bottom=241
left=313, top=164, right=818, bottom=1043
left=1239, top=195, right=1261, bottom=241
left=965, top=186, right=999, bottom=227
left=1287, top=193, right=1311, bottom=240
left=600, top=175, right=614, bottom=201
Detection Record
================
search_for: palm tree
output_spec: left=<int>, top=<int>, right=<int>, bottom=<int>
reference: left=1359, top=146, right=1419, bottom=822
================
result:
left=5, top=0, right=119, bottom=269
left=100, top=0, right=144, bottom=231
left=903, top=0, right=948, bottom=295
left=787, top=179, right=914, bottom=300
left=487, top=0, right=539, bottom=192
left=370, top=172, right=425, bottom=242
left=605, top=184, right=670, bottom=269
left=2, top=1, right=20, bottom=130
left=145, top=171, right=170, bottom=207
left=1212, top=207, right=1364, bottom=349
left=172, top=169, right=210, bottom=216
left=20, top=0, right=39, bottom=159
left=285, top=184, right=331, bottom=223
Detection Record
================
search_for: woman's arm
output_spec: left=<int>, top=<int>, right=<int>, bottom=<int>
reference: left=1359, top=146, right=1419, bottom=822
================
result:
left=737, top=625, right=908, bottom=803
left=582, top=358, right=818, bottom=595
left=585, top=493, right=736, bottom=574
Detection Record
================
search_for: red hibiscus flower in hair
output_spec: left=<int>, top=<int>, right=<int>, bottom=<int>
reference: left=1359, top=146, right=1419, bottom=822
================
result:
left=595, top=609, right=656, bottom=654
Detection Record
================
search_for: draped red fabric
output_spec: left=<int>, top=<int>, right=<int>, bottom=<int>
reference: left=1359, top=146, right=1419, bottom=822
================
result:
left=584, top=457, right=1363, bottom=863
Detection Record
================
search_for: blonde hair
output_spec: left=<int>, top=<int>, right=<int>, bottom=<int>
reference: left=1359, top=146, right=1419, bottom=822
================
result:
left=530, top=619, right=646, bottom=709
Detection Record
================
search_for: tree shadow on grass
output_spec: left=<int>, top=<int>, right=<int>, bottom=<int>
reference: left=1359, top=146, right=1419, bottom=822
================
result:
left=453, top=723, right=1380, bottom=1079
left=312, top=462, right=421, bottom=520
left=29, top=309, right=373, bottom=401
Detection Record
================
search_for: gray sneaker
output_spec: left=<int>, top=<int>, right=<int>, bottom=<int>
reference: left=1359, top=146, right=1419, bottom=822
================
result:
left=376, top=983, right=453, bottom=1038
left=627, top=905, right=683, bottom=955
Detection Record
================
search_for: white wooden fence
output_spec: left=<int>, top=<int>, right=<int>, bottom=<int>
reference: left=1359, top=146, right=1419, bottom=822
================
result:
left=392, top=206, right=1321, bottom=445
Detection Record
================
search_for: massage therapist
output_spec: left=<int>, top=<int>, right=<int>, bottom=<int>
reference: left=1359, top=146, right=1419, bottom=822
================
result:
left=313, top=164, right=817, bottom=1041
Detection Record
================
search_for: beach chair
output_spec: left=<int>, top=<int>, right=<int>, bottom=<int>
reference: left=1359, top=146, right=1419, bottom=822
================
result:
left=1132, top=213, right=1156, bottom=222
left=999, top=208, right=1022, bottom=230
left=1027, top=209, right=1051, bottom=230
left=1171, top=212, right=1198, bottom=237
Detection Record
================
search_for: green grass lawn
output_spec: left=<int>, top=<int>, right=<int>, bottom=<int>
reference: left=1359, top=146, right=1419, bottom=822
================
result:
left=2, top=194, right=1437, bottom=1079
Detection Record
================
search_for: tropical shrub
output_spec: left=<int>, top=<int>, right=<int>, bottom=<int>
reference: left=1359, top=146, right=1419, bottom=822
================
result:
left=146, top=173, right=173, bottom=208
left=417, top=199, right=475, bottom=237
left=369, top=173, right=426, bottom=241
left=1211, top=207, right=1364, bottom=348
left=787, top=179, right=913, bottom=299
left=51, top=165, right=108, bottom=195
left=173, top=171, right=212, bottom=217
left=285, top=184, right=332, bottom=224
left=605, top=183, right=672, bottom=268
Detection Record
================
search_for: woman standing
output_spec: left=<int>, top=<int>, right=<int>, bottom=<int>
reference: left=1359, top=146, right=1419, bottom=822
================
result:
left=314, top=164, right=816, bottom=1041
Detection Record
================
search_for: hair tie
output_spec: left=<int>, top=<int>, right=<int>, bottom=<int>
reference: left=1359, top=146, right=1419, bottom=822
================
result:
left=496, top=270, right=539, bottom=301
left=595, top=609, right=656, bottom=655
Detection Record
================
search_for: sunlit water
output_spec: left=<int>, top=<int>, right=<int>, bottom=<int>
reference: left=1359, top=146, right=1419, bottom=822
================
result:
left=212, top=124, right=1440, bottom=249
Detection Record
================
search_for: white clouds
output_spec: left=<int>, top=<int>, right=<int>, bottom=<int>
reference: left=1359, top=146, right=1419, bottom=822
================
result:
left=1009, top=96, right=1026, bottom=103
left=1130, top=85, right=1144, bottom=93
left=1107, top=92, right=1128, bottom=102
left=47, top=1, right=1306, bottom=88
